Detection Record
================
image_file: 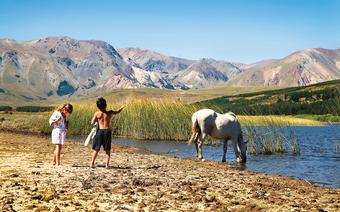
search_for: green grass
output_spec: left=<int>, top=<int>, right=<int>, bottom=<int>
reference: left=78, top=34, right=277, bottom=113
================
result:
left=27, top=99, right=322, bottom=139
left=15, top=98, right=325, bottom=155
left=291, top=114, right=340, bottom=123
left=1, top=80, right=339, bottom=155
left=198, top=79, right=340, bottom=116
left=0, top=100, right=327, bottom=155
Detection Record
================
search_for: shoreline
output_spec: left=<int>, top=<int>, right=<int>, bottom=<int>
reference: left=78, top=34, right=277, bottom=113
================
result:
left=0, top=131, right=339, bottom=211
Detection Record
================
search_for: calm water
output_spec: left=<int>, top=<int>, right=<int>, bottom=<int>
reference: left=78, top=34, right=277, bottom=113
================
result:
left=106, top=125, right=340, bottom=188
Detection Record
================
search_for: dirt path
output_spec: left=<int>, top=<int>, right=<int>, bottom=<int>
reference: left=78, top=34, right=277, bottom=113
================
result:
left=0, top=132, right=339, bottom=211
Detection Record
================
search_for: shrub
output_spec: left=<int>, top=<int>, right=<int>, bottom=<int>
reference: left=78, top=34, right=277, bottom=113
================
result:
left=0, top=106, right=12, bottom=111
left=16, top=106, right=54, bottom=112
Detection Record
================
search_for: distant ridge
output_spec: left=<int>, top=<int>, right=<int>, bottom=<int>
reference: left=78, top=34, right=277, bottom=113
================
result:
left=0, top=36, right=339, bottom=100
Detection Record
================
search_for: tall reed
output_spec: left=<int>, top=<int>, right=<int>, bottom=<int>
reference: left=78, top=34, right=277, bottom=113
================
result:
left=111, top=98, right=199, bottom=140
left=232, top=107, right=300, bottom=155
left=27, top=98, right=311, bottom=154
left=32, top=98, right=199, bottom=140
left=244, top=125, right=299, bottom=155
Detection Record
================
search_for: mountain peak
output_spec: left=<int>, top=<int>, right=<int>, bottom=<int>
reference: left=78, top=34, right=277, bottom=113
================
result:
left=0, top=36, right=339, bottom=100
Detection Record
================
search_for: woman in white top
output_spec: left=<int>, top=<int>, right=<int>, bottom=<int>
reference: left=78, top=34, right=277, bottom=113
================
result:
left=49, top=103, right=73, bottom=166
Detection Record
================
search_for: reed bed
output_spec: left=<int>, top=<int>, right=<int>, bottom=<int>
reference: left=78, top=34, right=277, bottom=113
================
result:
left=244, top=126, right=300, bottom=155
left=10, top=98, right=327, bottom=154
left=31, top=98, right=200, bottom=140
left=110, top=99, right=199, bottom=140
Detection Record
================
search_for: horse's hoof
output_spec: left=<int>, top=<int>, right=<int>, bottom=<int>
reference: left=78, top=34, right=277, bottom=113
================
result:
left=236, top=157, right=246, bottom=163
left=222, top=159, right=226, bottom=163
left=201, top=159, right=206, bottom=162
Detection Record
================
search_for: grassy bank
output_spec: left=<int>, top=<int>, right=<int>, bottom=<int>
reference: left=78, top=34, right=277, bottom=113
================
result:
left=22, top=99, right=322, bottom=138
left=0, top=99, right=325, bottom=154
left=290, top=114, right=340, bottom=123
left=198, top=79, right=340, bottom=116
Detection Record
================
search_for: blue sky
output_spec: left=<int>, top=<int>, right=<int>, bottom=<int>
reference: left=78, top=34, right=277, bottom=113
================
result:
left=0, top=0, right=339, bottom=63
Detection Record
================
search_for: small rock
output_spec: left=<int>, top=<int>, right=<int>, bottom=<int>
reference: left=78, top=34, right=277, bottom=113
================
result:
left=204, top=195, right=216, bottom=202
left=52, top=206, right=61, bottom=212
left=26, top=204, right=35, bottom=210
left=43, top=194, right=55, bottom=202
left=30, top=187, right=38, bottom=192
left=9, top=173, right=19, bottom=178
left=32, top=194, right=43, bottom=200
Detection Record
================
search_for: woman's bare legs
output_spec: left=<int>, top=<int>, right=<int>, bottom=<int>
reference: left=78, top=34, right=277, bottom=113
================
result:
left=54, top=144, right=62, bottom=166
left=53, top=150, right=56, bottom=165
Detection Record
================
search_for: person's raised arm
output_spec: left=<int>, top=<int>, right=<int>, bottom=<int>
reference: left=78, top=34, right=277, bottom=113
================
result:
left=113, top=105, right=125, bottom=115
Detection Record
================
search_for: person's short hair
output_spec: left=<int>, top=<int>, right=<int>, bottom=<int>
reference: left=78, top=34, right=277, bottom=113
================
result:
left=96, top=97, right=107, bottom=112
left=65, top=104, right=73, bottom=114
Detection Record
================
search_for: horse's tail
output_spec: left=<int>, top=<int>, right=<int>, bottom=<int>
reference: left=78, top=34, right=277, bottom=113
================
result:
left=188, top=114, right=200, bottom=145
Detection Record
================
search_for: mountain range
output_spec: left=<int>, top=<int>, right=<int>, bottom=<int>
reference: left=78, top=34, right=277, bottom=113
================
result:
left=0, top=36, right=339, bottom=100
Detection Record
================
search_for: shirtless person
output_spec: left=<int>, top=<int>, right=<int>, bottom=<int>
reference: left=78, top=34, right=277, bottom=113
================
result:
left=90, top=97, right=124, bottom=168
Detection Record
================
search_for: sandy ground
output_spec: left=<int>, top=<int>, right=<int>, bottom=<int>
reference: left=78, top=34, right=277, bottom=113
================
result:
left=0, top=132, right=339, bottom=211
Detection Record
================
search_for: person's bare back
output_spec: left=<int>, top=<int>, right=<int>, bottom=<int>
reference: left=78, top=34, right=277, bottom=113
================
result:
left=92, top=111, right=113, bottom=129
left=91, top=108, right=124, bottom=129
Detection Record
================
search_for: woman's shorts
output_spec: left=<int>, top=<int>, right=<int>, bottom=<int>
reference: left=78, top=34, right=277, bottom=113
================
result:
left=52, top=128, right=66, bottom=145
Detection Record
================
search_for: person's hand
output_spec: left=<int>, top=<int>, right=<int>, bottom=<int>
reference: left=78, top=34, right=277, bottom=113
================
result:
left=52, top=120, right=59, bottom=127
left=118, top=105, right=125, bottom=112
left=53, top=117, right=61, bottom=125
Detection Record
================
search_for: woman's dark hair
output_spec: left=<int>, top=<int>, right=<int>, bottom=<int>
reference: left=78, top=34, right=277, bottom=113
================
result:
left=96, top=97, right=107, bottom=112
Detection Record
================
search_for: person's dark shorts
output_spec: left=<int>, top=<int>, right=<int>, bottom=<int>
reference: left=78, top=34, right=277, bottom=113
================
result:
left=92, top=129, right=112, bottom=152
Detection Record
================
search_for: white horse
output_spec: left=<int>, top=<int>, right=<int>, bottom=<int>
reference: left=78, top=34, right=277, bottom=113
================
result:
left=188, top=109, right=247, bottom=163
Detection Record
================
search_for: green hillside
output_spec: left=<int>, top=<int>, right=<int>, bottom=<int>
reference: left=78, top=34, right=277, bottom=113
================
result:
left=197, top=79, right=340, bottom=116
left=0, top=84, right=279, bottom=107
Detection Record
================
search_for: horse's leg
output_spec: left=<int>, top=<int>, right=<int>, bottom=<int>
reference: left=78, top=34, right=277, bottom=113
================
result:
left=232, top=136, right=242, bottom=162
left=222, top=139, right=228, bottom=162
left=195, top=140, right=199, bottom=158
left=189, top=132, right=199, bottom=157
left=197, top=133, right=207, bottom=161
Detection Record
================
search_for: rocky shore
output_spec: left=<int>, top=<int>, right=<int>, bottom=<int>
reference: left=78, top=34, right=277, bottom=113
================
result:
left=0, top=132, right=339, bottom=211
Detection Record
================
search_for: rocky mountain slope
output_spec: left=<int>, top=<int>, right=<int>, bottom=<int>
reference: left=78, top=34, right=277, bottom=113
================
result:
left=0, top=36, right=339, bottom=100
left=227, top=48, right=340, bottom=86
left=118, top=48, right=244, bottom=89
left=0, top=37, right=141, bottom=100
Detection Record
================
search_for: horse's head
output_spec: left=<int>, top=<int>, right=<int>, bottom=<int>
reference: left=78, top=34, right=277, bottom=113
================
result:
left=238, top=132, right=247, bottom=163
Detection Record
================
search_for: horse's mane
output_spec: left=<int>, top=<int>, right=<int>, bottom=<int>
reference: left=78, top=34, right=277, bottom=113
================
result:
left=225, top=111, right=237, bottom=118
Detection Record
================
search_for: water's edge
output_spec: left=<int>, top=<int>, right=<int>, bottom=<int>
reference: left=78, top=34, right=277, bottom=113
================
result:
left=72, top=125, right=340, bottom=188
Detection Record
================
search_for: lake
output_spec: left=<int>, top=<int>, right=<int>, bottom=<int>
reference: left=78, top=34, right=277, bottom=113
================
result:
left=106, top=125, right=340, bottom=188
